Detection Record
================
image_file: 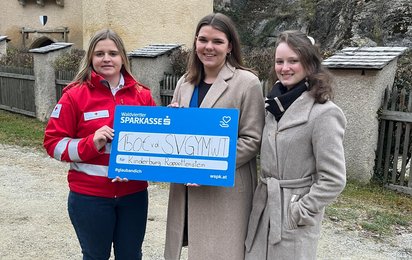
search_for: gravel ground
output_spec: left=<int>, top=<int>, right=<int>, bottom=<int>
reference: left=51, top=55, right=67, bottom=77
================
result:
left=0, top=143, right=411, bottom=260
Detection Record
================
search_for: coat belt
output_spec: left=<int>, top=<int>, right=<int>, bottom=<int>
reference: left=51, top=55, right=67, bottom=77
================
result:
left=245, top=175, right=313, bottom=251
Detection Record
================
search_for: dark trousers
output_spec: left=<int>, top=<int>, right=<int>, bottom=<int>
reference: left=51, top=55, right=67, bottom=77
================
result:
left=68, top=190, right=148, bottom=260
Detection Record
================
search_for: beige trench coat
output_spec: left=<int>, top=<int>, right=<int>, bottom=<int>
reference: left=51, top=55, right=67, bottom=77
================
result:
left=245, top=91, right=347, bottom=260
left=164, top=63, right=265, bottom=260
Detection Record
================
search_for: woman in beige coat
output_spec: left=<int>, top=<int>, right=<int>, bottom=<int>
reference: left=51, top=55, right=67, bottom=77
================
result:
left=164, top=13, right=265, bottom=260
left=245, top=31, right=347, bottom=259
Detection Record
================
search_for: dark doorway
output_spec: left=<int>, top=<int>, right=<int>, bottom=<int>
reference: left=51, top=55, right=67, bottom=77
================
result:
left=31, top=37, right=54, bottom=48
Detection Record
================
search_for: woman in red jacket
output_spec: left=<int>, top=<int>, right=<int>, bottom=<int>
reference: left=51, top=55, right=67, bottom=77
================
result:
left=43, top=29, right=156, bottom=259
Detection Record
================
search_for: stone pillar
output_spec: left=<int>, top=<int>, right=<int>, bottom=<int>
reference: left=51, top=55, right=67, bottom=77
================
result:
left=0, top=36, right=8, bottom=58
left=30, top=42, right=73, bottom=122
left=129, top=44, right=180, bottom=106
left=323, top=47, right=408, bottom=183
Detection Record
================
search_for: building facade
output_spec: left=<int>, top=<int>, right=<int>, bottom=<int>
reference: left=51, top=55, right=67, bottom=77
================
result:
left=0, top=0, right=213, bottom=51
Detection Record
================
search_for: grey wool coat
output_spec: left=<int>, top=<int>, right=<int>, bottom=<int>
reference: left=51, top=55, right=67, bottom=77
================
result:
left=245, top=91, right=347, bottom=260
left=164, top=63, right=265, bottom=260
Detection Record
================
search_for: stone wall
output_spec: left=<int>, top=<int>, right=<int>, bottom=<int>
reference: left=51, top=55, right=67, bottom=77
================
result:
left=82, top=0, right=213, bottom=51
left=0, top=0, right=83, bottom=49
left=220, top=0, right=412, bottom=50
left=0, top=36, right=7, bottom=57
left=30, top=43, right=73, bottom=122
left=332, top=61, right=399, bottom=182
left=0, top=1, right=213, bottom=51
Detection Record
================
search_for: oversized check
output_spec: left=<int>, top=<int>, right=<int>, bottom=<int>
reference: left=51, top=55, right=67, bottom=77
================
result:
left=108, top=106, right=239, bottom=187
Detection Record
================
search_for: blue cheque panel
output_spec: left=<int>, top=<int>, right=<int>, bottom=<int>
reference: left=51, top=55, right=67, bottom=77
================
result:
left=108, top=106, right=239, bottom=187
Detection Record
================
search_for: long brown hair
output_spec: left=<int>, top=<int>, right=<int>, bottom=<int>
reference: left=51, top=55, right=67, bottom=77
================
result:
left=72, top=29, right=132, bottom=83
left=272, top=30, right=333, bottom=103
left=185, top=13, right=254, bottom=85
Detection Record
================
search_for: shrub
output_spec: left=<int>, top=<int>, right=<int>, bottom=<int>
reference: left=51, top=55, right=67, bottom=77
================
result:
left=169, top=48, right=190, bottom=76
left=53, top=48, right=85, bottom=71
left=393, top=49, right=412, bottom=92
left=0, top=45, right=33, bottom=68
left=242, top=47, right=274, bottom=80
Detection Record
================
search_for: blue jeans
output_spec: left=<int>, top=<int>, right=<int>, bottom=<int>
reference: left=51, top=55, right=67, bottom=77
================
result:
left=68, top=190, right=148, bottom=260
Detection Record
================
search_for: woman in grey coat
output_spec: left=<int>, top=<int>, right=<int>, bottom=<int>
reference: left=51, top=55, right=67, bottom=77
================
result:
left=245, top=30, right=347, bottom=260
left=164, top=13, right=265, bottom=260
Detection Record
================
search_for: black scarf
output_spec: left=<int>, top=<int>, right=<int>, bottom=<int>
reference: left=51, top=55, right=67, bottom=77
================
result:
left=265, top=80, right=309, bottom=121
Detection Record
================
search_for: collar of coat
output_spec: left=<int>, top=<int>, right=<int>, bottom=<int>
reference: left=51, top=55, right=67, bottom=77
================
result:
left=265, top=79, right=309, bottom=121
left=178, top=62, right=236, bottom=108
left=274, top=91, right=316, bottom=132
